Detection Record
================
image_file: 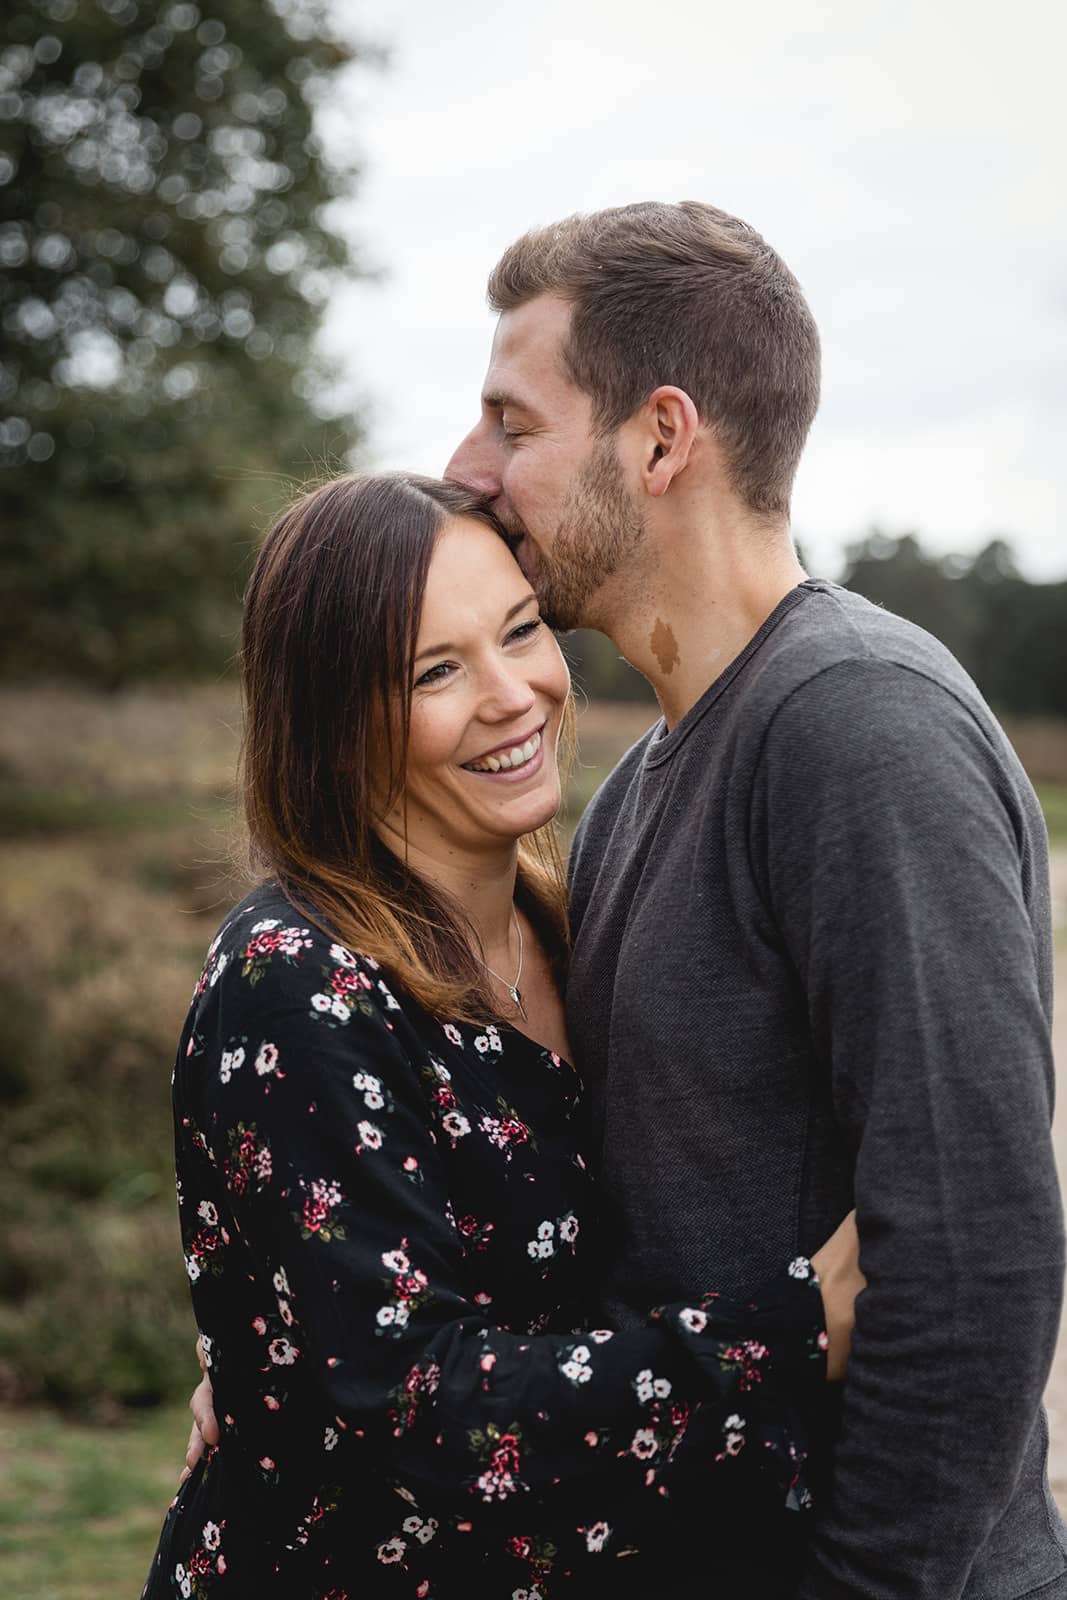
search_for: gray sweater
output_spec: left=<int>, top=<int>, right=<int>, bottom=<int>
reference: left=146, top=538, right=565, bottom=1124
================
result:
left=567, top=579, right=1066, bottom=1598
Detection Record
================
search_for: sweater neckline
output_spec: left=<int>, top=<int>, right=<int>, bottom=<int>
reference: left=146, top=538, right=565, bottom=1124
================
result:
left=642, top=580, right=822, bottom=768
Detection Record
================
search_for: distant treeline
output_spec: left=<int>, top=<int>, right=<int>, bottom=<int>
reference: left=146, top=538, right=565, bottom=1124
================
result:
left=564, top=532, right=1067, bottom=719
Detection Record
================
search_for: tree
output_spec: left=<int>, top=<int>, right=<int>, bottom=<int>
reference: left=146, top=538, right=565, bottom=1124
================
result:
left=0, top=0, right=369, bottom=682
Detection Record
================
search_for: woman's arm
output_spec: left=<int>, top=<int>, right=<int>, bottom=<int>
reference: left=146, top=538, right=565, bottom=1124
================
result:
left=176, top=930, right=831, bottom=1528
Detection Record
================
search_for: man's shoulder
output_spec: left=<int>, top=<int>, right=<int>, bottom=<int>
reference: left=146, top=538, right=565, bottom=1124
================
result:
left=753, top=580, right=980, bottom=705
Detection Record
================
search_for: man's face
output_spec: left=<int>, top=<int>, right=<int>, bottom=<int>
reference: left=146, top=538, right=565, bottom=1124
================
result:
left=445, top=293, right=644, bottom=631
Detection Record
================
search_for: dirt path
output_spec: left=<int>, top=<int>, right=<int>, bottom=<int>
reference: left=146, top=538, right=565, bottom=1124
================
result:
left=1045, top=849, right=1067, bottom=1506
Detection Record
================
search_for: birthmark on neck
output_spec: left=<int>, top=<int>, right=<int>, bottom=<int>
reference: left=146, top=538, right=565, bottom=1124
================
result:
left=650, top=617, right=680, bottom=675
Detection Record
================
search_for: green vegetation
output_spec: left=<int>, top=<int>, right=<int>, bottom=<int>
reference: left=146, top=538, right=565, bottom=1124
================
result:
left=1, top=0, right=370, bottom=685
left=0, top=1401, right=188, bottom=1599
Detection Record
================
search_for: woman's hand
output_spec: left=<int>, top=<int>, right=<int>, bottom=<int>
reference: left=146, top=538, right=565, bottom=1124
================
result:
left=178, top=1335, right=220, bottom=1485
left=810, top=1209, right=865, bottom=1381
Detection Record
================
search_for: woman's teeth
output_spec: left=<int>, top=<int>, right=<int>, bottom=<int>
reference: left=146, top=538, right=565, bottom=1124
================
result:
left=465, top=729, right=541, bottom=774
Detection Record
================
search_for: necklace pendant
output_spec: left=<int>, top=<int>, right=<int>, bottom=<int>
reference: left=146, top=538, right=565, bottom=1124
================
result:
left=510, top=985, right=527, bottom=1020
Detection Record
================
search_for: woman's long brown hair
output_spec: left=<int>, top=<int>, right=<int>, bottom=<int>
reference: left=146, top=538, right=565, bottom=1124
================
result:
left=240, top=471, right=573, bottom=1022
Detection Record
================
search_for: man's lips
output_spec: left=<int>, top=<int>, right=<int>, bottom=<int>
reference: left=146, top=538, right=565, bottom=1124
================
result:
left=461, top=725, right=544, bottom=774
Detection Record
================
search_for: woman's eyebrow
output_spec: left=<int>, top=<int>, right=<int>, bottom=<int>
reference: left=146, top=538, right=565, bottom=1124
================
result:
left=413, top=595, right=537, bottom=664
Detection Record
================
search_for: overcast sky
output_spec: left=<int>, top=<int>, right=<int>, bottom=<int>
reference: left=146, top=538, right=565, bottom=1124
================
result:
left=315, top=0, right=1067, bottom=581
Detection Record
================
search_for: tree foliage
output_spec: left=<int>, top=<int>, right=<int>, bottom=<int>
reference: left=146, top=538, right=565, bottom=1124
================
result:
left=0, top=0, right=367, bottom=682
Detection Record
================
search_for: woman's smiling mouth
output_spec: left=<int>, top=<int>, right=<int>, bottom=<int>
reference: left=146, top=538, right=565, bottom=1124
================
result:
left=462, top=727, right=543, bottom=775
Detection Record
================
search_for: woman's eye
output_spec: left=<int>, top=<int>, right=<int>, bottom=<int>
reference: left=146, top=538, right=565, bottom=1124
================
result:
left=507, top=619, right=542, bottom=644
left=415, top=661, right=454, bottom=688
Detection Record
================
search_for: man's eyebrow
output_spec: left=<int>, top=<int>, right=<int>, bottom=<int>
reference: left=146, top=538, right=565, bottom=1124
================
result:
left=481, top=388, right=533, bottom=414
left=414, top=595, right=537, bottom=664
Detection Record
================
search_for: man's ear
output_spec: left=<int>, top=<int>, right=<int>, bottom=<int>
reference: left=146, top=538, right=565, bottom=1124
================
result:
left=640, top=386, right=700, bottom=499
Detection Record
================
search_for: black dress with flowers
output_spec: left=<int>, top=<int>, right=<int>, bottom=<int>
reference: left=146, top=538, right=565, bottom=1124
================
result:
left=142, top=884, right=827, bottom=1600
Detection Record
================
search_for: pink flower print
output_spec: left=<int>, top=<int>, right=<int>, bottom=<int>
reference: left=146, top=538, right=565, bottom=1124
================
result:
left=267, top=1337, right=298, bottom=1366
left=376, top=1536, right=406, bottom=1564
left=298, top=1177, right=345, bottom=1242
left=475, top=1430, right=523, bottom=1502
left=251, top=1316, right=267, bottom=1335
left=584, top=1520, right=610, bottom=1553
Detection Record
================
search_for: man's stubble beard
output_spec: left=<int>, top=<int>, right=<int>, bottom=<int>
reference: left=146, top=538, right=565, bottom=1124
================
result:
left=520, top=439, right=645, bottom=633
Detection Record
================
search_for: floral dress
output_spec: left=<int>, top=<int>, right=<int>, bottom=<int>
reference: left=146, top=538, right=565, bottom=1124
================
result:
left=142, top=884, right=827, bottom=1600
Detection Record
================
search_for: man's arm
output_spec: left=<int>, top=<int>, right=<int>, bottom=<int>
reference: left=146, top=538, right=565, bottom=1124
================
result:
left=755, top=657, right=1063, bottom=1600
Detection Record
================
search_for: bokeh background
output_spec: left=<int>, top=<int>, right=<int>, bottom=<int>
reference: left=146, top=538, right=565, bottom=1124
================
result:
left=1, top=0, right=1065, bottom=1593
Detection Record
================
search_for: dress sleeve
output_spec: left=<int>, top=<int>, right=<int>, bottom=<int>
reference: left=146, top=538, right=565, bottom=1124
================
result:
left=183, top=921, right=826, bottom=1533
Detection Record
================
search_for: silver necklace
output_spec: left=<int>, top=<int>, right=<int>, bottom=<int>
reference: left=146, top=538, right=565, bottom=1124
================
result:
left=475, top=907, right=526, bottom=1020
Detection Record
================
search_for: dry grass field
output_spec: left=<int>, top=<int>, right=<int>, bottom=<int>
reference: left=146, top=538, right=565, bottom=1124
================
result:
left=1, top=684, right=1065, bottom=1597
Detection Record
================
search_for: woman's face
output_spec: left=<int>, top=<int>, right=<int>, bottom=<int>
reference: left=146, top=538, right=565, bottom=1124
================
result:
left=382, top=515, right=571, bottom=858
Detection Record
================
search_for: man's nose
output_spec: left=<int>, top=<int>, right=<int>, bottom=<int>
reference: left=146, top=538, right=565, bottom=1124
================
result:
left=445, top=426, right=500, bottom=499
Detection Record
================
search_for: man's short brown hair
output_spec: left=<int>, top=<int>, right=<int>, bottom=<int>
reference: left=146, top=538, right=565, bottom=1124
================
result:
left=487, top=200, right=820, bottom=519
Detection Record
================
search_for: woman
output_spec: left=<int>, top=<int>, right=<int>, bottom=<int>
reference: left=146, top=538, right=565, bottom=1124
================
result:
left=144, top=472, right=860, bottom=1599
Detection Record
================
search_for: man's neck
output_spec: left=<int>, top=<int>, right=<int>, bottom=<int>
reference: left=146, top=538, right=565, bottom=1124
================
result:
left=593, top=520, right=806, bottom=729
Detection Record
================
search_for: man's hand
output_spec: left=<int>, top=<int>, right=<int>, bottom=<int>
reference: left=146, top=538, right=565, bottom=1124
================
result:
left=811, top=1209, right=865, bottom=1382
left=178, top=1335, right=220, bottom=1485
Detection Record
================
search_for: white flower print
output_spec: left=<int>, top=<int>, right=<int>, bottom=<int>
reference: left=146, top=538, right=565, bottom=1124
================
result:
left=584, top=1520, right=611, bottom=1553
left=382, top=1247, right=410, bottom=1273
left=199, top=1332, right=213, bottom=1369
left=268, top=1337, right=298, bottom=1366
left=558, top=1212, right=579, bottom=1244
left=310, top=993, right=332, bottom=1013
left=174, top=1563, right=192, bottom=1599
left=679, top=1306, right=707, bottom=1334
left=635, top=1369, right=654, bottom=1403
left=442, top=1110, right=471, bottom=1140
left=474, top=1034, right=490, bottom=1053
left=788, top=1256, right=812, bottom=1280
left=250, top=919, right=281, bottom=934
left=378, top=980, right=401, bottom=1011
left=589, top=1329, right=614, bottom=1343
left=537, top=1221, right=554, bottom=1241
left=330, top=997, right=349, bottom=1022
left=324, top=1425, right=338, bottom=1451
left=219, top=1045, right=244, bottom=1083
left=272, top=1266, right=291, bottom=1296
left=377, top=1536, right=406, bottom=1564
left=629, top=1427, right=659, bottom=1460
left=357, top=1120, right=383, bottom=1150
left=443, top=1023, right=463, bottom=1045
left=486, top=1025, right=503, bottom=1053
left=254, top=1041, right=280, bottom=1076
left=376, top=1305, right=396, bottom=1326
left=185, top=1255, right=201, bottom=1283
left=202, top=1520, right=221, bottom=1551
left=330, top=942, right=357, bottom=968
left=197, top=1200, right=218, bottom=1225
left=208, top=950, right=229, bottom=988
left=562, top=1357, right=593, bottom=1385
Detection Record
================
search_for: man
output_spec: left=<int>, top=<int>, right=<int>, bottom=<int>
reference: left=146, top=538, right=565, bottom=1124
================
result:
left=442, top=202, right=1066, bottom=1597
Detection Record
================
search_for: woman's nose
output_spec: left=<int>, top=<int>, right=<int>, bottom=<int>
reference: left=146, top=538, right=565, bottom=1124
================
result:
left=480, top=663, right=537, bottom=721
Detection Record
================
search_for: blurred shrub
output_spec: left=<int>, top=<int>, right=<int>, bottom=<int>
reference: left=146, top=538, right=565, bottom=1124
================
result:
left=0, top=686, right=246, bottom=1413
